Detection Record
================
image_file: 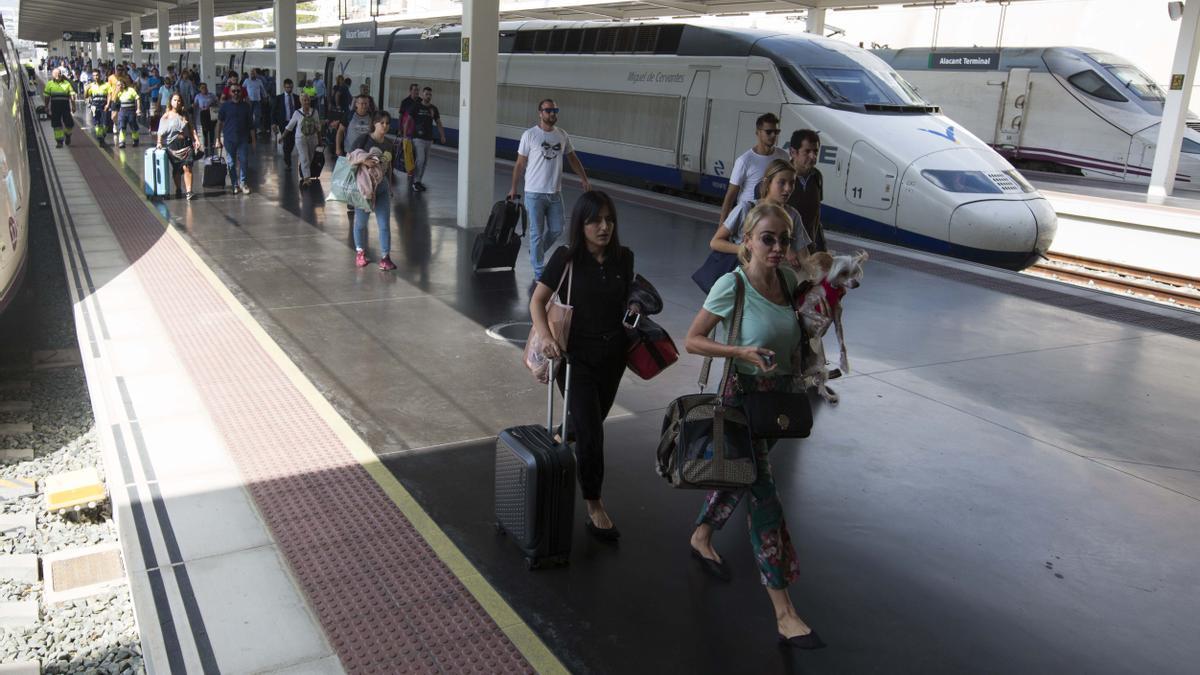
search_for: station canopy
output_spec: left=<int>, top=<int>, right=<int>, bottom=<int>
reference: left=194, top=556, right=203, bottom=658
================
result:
left=18, top=0, right=1054, bottom=44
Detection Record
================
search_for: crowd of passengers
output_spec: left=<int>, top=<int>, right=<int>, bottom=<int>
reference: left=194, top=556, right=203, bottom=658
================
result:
left=44, top=55, right=831, bottom=645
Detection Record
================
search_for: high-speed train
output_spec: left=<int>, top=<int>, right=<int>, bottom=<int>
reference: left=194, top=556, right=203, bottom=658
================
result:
left=170, top=21, right=1056, bottom=269
left=876, top=47, right=1200, bottom=190
left=0, top=24, right=31, bottom=317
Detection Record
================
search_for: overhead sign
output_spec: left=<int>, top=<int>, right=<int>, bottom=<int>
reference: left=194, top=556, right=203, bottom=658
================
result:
left=928, top=51, right=1000, bottom=71
left=62, top=31, right=100, bottom=42
left=340, top=21, right=377, bottom=49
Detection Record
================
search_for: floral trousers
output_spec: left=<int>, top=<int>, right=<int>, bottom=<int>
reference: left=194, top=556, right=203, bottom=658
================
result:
left=695, top=438, right=801, bottom=589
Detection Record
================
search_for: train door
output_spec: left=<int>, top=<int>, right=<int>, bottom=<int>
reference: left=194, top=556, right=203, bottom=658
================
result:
left=227, top=55, right=236, bottom=78
left=845, top=141, right=897, bottom=218
left=323, top=57, right=335, bottom=116
left=362, top=56, right=378, bottom=97
left=678, top=70, right=710, bottom=174
left=703, top=103, right=775, bottom=186
left=995, top=67, right=1031, bottom=149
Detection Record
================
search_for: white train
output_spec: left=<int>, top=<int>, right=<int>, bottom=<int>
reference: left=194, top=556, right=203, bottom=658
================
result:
left=0, top=25, right=31, bottom=317
left=169, top=21, right=1056, bottom=269
left=875, top=47, right=1200, bottom=191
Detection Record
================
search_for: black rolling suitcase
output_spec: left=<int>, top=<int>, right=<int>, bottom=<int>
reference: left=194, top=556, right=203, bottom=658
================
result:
left=472, top=197, right=527, bottom=272
left=202, top=156, right=227, bottom=189
left=494, top=360, right=574, bottom=569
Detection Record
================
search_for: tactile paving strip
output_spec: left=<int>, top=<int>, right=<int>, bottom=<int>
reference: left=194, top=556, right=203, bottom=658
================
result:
left=68, top=144, right=533, bottom=674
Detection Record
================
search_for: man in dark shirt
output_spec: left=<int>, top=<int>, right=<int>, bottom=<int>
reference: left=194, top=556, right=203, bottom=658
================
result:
left=409, top=87, right=445, bottom=192
left=787, top=129, right=827, bottom=254
left=397, top=83, right=422, bottom=183
left=215, top=84, right=256, bottom=195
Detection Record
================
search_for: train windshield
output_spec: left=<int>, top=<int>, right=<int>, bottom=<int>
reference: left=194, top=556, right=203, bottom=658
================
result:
left=807, top=67, right=927, bottom=106
left=1084, top=51, right=1165, bottom=102
left=759, top=36, right=929, bottom=109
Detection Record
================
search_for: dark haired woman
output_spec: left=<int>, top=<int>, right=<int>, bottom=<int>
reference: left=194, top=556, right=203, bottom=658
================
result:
left=350, top=110, right=396, bottom=270
left=156, top=92, right=202, bottom=200
left=529, top=190, right=637, bottom=541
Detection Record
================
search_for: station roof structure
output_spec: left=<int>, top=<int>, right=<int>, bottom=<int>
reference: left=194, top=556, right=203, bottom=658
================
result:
left=18, top=0, right=1056, bottom=44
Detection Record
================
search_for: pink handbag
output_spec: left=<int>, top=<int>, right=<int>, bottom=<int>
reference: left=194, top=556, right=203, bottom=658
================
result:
left=524, top=263, right=573, bottom=383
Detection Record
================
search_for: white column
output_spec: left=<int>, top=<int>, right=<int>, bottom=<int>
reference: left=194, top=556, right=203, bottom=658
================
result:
left=1149, top=0, right=1200, bottom=198
left=131, top=15, right=143, bottom=66
left=114, top=22, right=122, bottom=61
left=274, top=0, right=297, bottom=94
left=806, top=7, right=826, bottom=35
left=199, top=0, right=216, bottom=86
left=457, top=0, right=500, bottom=230
left=157, top=3, right=171, bottom=73
left=100, top=31, right=109, bottom=61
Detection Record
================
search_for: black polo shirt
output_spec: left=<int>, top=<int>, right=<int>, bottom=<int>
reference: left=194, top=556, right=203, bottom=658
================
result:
left=787, top=168, right=827, bottom=253
left=541, top=245, right=634, bottom=343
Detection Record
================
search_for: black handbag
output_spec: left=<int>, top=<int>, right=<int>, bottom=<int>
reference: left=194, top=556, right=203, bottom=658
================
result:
left=691, top=250, right=739, bottom=295
left=741, top=270, right=813, bottom=439
left=656, top=275, right=756, bottom=490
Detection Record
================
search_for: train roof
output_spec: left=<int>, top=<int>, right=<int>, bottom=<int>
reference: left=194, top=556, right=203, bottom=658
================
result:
left=350, top=20, right=877, bottom=68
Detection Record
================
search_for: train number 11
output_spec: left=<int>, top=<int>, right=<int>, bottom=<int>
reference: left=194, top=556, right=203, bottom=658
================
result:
left=851, top=186, right=863, bottom=199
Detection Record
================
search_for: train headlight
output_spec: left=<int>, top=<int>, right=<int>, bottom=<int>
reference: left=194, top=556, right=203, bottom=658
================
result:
left=920, top=170, right=1004, bottom=194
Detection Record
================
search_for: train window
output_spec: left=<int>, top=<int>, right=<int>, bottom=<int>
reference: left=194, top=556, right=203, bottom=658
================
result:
left=921, top=170, right=1004, bottom=194
left=655, top=25, right=683, bottom=54
left=1067, top=70, right=1127, bottom=103
left=582, top=29, right=599, bottom=53
left=780, top=67, right=816, bottom=102
left=1105, top=65, right=1165, bottom=102
left=615, top=28, right=634, bottom=53
left=533, top=31, right=550, bottom=53
left=0, top=49, right=9, bottom=88
left=514, top=32, right=535, bottom=52
left=1182, top=138, right=1200, bottom=155
left=548, top=30, right=566, bottom=53
left=633, top=27, right=658, bottom=53
left=808, top=67, right=890, bottom=105
left=597, top=28, right=618, bottom=53
left=564, top=30, right=582, bottom=53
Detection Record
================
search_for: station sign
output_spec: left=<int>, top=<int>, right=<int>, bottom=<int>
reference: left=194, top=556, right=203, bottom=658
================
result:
left=62, top=31, right=100, bottom=42
left=340, top=21, right=377, bottom=49
left=928, top=51, right=1000, bottom=71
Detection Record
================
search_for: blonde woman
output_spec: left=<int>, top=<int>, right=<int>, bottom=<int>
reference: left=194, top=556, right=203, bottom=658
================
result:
left=684, top=203, right=824, bottom=650
left=710, top=159, right=809, bottom=267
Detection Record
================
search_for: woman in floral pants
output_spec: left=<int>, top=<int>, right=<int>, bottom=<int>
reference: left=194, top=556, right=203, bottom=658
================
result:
left=683, top=203, right=823, bottom=650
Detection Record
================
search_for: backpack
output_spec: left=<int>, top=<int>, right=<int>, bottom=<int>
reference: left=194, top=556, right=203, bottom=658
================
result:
left=300, top=112, right=319, bottom=137
left=483, top=198, right=527, bottom=245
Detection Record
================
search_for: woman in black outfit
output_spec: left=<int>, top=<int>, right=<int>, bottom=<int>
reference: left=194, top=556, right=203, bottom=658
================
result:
left=530, top=191, right=636, bottom=541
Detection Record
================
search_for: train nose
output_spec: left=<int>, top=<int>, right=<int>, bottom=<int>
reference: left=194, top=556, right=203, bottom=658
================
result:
left=949, top=197, right=1057, bottom=270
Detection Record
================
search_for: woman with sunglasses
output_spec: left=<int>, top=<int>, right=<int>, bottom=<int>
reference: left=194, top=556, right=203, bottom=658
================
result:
left=710, top=159, right=809, bottom=267
left=683, top=203, right=825, bottom=650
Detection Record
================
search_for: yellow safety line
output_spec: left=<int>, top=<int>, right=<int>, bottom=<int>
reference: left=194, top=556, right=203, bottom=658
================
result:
left=72, top=126, right=569, bottom=674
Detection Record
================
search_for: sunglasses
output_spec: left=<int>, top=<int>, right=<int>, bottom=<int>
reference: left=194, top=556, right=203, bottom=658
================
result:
left=540, top=107, right=560, bottom=114
left=760, top=129, right=781, bottom=136
left=758, top=233, right=793, bottom=249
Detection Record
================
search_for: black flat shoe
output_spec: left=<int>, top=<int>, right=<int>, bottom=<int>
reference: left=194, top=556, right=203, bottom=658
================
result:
left=585, top=519, right=620, bottom=542
left=778, top=631, right=826, bottom=650
left=690, top=546, right=730, bottom=581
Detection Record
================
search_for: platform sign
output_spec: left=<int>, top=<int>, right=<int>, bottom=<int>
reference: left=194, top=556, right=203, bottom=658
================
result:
left=340, top=21, right=376, bottom=49
left=928, top=51, right=1000, bottom=71
left=461, top=37, right=470, bottom=63
left=62, top=31, right=100, bottom=43
left=1171, top=74, right=1185, bottom=91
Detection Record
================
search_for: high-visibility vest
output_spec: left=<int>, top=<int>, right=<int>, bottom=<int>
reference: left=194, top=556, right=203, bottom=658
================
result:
left=43, top=79, right=75, bottom=102
left=85, top=82, right=110, bottom=107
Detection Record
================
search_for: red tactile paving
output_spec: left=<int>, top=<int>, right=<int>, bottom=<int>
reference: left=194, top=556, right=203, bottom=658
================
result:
left=67, top=144, right=534, bottom=674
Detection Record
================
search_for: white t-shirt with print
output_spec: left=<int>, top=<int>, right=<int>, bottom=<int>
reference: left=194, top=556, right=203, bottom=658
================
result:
left=729, top=146, right=790, bottom=194
left=518, top=126, right=574, bottom=195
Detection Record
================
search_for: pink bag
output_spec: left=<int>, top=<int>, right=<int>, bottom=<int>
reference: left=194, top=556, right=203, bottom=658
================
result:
left=524, top=262, right=573, bottom=383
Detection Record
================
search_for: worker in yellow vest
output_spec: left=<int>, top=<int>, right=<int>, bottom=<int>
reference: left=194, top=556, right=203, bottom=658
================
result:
left=44, top=68, right=77, bottom=148
left=112, top=80, right=141, bottom=149
left=84, top=71, right=111, bottom=144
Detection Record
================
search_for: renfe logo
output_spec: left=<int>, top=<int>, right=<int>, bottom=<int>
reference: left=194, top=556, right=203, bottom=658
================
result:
left=919, top=126, right=958, bottom=143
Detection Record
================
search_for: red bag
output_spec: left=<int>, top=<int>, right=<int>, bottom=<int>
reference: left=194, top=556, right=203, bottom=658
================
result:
left=626, top=318, right=678, bottom=380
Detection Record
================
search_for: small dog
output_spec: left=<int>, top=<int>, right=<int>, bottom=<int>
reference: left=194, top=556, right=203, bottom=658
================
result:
left=795, top=250, right=868, bottom=403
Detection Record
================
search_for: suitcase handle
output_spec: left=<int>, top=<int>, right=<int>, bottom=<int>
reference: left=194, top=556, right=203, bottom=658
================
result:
left=546, top=357, right=571, bottom=438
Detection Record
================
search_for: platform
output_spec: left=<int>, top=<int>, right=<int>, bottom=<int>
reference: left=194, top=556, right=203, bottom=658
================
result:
left=34, top=109, right=1200, bottom=674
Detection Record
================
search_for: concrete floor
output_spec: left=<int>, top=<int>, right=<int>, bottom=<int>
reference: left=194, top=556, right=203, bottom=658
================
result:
left=108, top=138, right=1200, bottom=674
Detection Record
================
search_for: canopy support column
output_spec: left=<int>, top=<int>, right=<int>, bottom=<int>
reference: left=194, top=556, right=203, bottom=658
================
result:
left=157, top=3, right=171, bottom=74
left=806, top=7, right=826, bottom=35
left=456, top=0, right=500, bottom=230
left=131, top=14, right=143, bottom=67
left=199, top=0, right=216, bottom=86
left=274, top=0, right=297, bottom=94
left=1150, top=0, right=1200, bottom=198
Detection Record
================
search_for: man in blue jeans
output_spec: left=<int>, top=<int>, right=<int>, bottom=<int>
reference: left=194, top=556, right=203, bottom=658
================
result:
left=215, top=84, right=256, bottom=194
left=508, top=98, right=590, bottom=282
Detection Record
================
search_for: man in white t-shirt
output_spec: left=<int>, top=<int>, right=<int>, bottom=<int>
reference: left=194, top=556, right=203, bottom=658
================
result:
left=718, top=112, right=789, bottom=226
left=508, top=98, right=591, bottom=281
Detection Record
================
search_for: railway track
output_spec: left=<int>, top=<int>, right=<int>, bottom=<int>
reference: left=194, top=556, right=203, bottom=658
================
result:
left=1026, top=252, right=1200, bottom=311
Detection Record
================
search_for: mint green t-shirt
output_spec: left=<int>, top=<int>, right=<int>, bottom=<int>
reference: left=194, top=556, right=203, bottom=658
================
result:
left=703, top=267, right=803, bottom=377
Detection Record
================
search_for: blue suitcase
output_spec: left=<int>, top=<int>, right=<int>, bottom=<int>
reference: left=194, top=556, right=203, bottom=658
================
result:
left=144, top=148, right=171, bottom=198
left=494, top=361, right=575, bottom=569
